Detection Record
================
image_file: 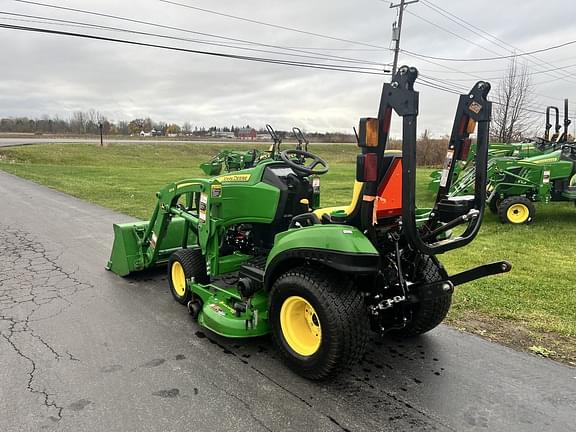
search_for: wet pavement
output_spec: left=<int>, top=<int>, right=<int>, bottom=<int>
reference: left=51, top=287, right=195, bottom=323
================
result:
left=0, top=170, right=574, bottom=431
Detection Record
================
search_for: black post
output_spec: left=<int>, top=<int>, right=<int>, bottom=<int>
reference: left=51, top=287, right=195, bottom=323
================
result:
left=99, top=122, right=103, bottom=147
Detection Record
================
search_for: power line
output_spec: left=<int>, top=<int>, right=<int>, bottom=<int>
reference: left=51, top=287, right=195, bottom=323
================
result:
left=402, top=38, right=576, bottom=62
left=11, top=0, right=389, bottom=68
left=419, top=0, right=517, bottom=54
left=158, top=0, right=389, bottom=50
left=421, top=61, right=576, bottom=81
left=405, top=5, right=576, bottom=96
left=0, top=11, right=385, bottom=68
left=401, top=5, right=576, bottom=89
left=418, top=74, right=548, bottom=116
left=404, top=8, right=504, bottom=57
left=419, top=0, right=576, bottom=85
left=0, top=12, right=552, bottom=121
left=0, top=22, right=390, bottom=76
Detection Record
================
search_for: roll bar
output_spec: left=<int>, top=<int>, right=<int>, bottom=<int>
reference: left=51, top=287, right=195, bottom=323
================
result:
left=545, top=106, right=559, bottom=141
left=292, top=127, right=309, bottom=151
left=359, top=65, right=492, bottom=254
left=417, top=79, right=491, bottom=254
left=563, top=99, right=572, bottom=142
left=266, top=124, right=282, bottom=158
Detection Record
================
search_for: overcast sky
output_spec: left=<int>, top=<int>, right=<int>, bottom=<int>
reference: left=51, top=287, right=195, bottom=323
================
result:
left=0, top=0, right=575, bottom=136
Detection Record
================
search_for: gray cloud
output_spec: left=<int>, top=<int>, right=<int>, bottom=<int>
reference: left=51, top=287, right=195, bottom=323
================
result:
left=0, top=0, right=574, bottom=136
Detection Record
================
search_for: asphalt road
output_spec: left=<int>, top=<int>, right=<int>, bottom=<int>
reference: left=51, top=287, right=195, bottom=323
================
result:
left=0, top=171, right=574, bottom=432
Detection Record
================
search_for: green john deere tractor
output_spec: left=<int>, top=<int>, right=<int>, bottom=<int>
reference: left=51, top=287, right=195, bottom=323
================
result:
left=486, top=144, right=576, bottom=224
left=107, top=66, right=510, bottom=379
left=427, top=99, right=573, bottom=194
left=435, top=100, right=575, bottom=224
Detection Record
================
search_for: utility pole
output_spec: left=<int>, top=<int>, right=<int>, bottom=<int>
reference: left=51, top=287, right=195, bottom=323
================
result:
left=389, top=0, right=419, bottom=75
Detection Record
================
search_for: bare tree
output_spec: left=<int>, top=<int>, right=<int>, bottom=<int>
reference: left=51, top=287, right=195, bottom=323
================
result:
left=491, top=57, right=534, bottom=143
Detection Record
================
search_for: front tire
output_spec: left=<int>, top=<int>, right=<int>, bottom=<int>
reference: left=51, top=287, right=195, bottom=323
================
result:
left=498, top=196, right=535, bottom=224
left=167, top=249, right=208, bottom=305
left=269, top=266, right=369, bottom=380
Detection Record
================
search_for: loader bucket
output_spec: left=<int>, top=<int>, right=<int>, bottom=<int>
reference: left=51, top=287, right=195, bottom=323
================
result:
left=106, top=221, right=148, bottom=277
left=106, top=217, right=198, bottom=277
left=200, top=161, right=223, bottom=176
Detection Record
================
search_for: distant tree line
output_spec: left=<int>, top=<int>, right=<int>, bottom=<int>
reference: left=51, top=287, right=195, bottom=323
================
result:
left=0, top=110, right=360, bottom=142
left=0, top=110, right=186, bottom=136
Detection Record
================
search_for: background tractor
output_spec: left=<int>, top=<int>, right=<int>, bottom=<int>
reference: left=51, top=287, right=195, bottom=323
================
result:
left=107, top=66, right=510, bottom=379
left=432, top=99, right=575, bottom=224
left=428, top=99, right=573, bottom=195
left=486, top=143, right=576, bottom=224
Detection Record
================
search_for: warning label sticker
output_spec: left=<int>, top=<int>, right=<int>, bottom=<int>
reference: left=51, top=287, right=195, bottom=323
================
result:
left=199, top=193, right=208, bottom=222
left=208, top=304, right=225, bottom=316
left=439, top=150, right=454, bottom=188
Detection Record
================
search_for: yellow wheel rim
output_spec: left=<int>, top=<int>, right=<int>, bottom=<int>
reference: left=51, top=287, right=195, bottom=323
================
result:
left=507, top=203, right=529, bottom=224
left=280, top=296, right=322, bottom=356
left=171, top=261, right=186, bottom=297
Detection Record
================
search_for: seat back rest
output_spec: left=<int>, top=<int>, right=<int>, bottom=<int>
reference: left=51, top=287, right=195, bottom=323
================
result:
left=375, top=156, right=403, bottom=219
left=351, top=153, right=402, bottom=224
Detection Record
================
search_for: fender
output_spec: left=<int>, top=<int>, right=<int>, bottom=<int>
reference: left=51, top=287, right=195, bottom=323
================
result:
left=264, top=224, right=379, bottom=289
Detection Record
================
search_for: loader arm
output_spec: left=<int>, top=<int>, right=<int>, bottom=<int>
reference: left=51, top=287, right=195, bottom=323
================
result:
left=142, top=179, right=220, bottom=269
left=107, top=178, right=222, bottom=276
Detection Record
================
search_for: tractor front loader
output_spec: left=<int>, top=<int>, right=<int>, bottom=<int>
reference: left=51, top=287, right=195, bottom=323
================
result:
left=107, top=66, right=510, bottom=380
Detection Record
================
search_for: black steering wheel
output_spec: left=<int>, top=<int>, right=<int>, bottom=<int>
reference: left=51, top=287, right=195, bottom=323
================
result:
left=280, top=149, right=329, bottom=176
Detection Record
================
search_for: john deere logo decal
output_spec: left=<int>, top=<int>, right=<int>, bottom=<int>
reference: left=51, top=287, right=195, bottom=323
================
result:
left=218, top=174, right=251, bottom=182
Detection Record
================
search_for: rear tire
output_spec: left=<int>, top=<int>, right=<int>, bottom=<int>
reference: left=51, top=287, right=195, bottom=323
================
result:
left=167, top=249, right=208, bottom=305
left=269, top=266, right=369, bottom=380
left=498, top=196, right=535, bottom=224
left=391, top=256, right=452, bottom=337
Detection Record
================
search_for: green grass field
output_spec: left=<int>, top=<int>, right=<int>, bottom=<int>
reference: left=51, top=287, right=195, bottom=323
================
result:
left=1, top=143, right=575, bottom=363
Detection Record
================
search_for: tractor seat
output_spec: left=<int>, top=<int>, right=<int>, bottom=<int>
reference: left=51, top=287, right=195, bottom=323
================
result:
left=313, top=153, right=404, bottom=225
left=313, top=181, right=363, bottom=222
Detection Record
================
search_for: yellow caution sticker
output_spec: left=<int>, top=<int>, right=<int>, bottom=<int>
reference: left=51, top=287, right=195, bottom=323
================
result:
left=177, top=182, right=201, bottom=190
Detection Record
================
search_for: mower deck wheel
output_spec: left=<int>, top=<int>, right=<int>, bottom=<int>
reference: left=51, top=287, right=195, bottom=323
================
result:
left=269, top=266, right=369, bottom=380
left=498, top=196, right=535, bottom=225
left=167, top=248, right=209, bottom=305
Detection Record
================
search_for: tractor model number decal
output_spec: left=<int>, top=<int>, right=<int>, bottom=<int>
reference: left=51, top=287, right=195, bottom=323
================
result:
left=439, top=149, right=454, bottom=188
left=218, top=173, right=251, bottom=182
left=199, top=193, right=208, bottom=222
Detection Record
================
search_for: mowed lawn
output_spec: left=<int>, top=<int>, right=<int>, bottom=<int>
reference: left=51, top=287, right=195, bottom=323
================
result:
left=1, top=143, right=575, bottom=363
